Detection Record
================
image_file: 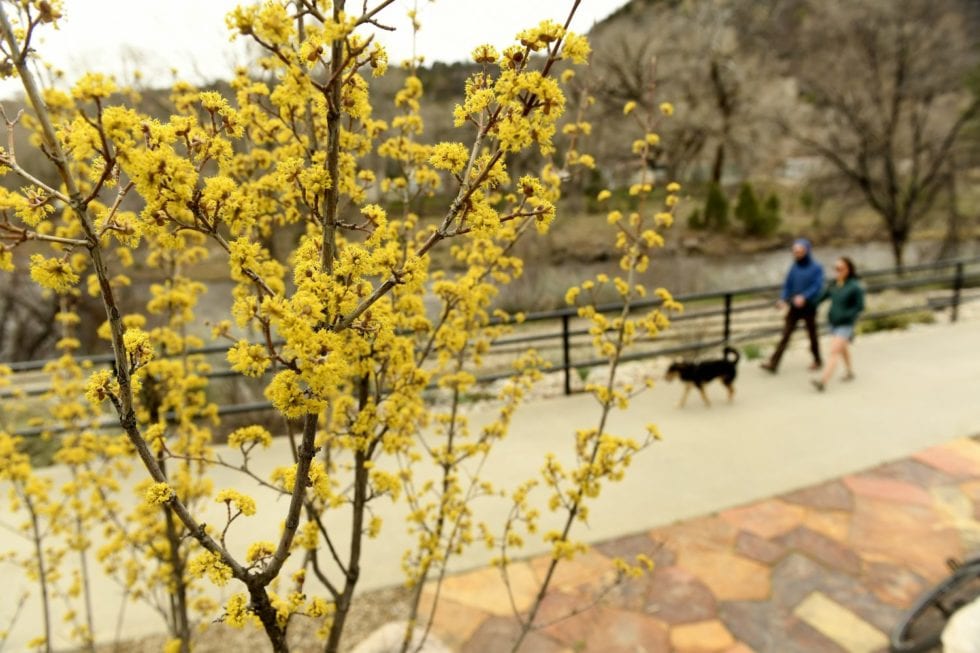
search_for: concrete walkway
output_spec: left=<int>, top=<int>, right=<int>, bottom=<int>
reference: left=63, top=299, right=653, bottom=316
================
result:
left=2, top=315, right=980, bottom=651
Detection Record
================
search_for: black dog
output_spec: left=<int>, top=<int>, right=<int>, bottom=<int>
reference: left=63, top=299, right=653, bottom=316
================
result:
left=665, top=346, right=740, bottom=407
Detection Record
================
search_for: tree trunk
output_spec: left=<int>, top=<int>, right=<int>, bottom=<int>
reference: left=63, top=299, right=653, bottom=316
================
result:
left=250, top=586, right=289, bottom=653
left=890, top=231, right=907, bottom=272
left=163, top=505, right=191, bottom=652
left=938, top=161, right=961, bottom=261
left=711, top=142, right=725, bottom=185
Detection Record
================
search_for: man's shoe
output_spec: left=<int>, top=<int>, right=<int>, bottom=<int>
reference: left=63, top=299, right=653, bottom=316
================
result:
left=760, top=362, right=777, bottom=374
left=811, top=379, right=825, bottom=392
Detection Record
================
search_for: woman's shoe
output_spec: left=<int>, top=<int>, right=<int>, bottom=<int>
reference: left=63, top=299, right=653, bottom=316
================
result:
left=842, top=372, right=855, bottom=382
left=811, top=379, right=825, bottom=392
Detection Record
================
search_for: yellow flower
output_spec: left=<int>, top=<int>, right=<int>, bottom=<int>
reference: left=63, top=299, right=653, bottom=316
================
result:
left=660, top=101, right=674, bottom=116
left=29, top=254, right=79, bottom=294
left=429, top=142, right=470, bottom=173
left=72, top=72, right=117, bottom=101
left=85, top=369, right=116, bottom=404
left=560, top=32, right=591, bottom=64
left=145, top=482, right=174, bottom=505
left=222, top=594, right=253, bottom=628
left=245, top=541, right=275, bottom=563
left=472, top=44, right=499, bottom=64
left=227, top=341, right=270, bottom=377
left=623, top=100, right=637, bottom=116
left=228, top=425, right=273, bottom=449
left=215, top=488, right=257, bottom=516
left=596, top=190, right=612, bottom=202
left=188, top=550, right=233, bottom=586
left=123, top=328, right=154, bottom=368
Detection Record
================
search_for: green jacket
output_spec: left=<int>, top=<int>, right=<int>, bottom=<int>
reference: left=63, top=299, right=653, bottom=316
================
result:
left=818, top=277, right=865, bottom=327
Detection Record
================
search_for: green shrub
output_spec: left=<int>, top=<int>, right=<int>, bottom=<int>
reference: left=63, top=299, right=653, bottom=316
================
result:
left=857, top=310, right=936, bottom=334
left=688, top=208, right=704, bottom=230
left=703, top=182, right=729, bottom=230
left=800, top=189, right=815, bottom=212
left=734, top=183, right=780, bottom=236
left=734, top=183, right=760, bottom=232
left=761, top=193, right=782, bottom=235
left=741, top=343, right=763, bottom=360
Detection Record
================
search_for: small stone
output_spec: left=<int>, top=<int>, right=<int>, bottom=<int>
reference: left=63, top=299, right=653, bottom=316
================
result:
left=863, top=561, right=928, bottom=607
left=436, top=562, right=539, bottom=616
left=720, top=499, right=806, bottom=540
left=644, top=566, right=718, bottom=623
left=779, top=527, right=861, bottom=575
left=782, top=480, right=855, bottom=512
left=528, top=549, right=616, bottom=595
left=914, top=439, right=980, bottom=478
left=677, top=546, right=771, bottom=601
left=843, top=475, right=932, bottom=506
left=793, top=591, right=888, bottom=653
left=735, top=531, right=787, bottom=565
left=802, top=510, right=850, bottom=542
left=670, top=619, right=735, bottom=651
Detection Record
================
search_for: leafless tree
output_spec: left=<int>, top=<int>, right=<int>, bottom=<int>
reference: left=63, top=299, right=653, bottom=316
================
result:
left=0, top=272, right=58, bottom=361
left=783, top=0, right=980, bottom=267
left=586, top=0, right=789, bottom=185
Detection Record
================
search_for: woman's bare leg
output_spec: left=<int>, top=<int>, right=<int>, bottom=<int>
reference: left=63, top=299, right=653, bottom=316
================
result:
left=820, top=337, right=846, bottom=385
left=841, top=341, right=853, bottom=378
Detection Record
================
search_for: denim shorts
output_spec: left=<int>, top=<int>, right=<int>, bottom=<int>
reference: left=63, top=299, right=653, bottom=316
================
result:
left=830, top=325, right=855, bottom=341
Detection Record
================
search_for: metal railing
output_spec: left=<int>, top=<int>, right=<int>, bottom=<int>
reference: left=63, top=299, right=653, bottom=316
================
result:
left=3, top=255, right=979, bottom=438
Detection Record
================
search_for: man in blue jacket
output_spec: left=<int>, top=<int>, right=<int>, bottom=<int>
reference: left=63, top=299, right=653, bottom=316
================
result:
left=761, top=238, right=824, bottom=373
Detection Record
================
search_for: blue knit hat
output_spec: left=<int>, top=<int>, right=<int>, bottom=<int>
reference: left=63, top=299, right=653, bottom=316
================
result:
left=793, top=238, right=812, bottom=253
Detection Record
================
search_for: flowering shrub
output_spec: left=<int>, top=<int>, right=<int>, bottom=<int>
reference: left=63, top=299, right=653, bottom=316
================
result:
left=0, top=2, right=680, bottom=652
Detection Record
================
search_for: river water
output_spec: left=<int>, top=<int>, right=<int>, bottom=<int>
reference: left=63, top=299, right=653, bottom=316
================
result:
left=92, top=238, right=980, bottom=350
left=499, top=239, right=980, bottom=310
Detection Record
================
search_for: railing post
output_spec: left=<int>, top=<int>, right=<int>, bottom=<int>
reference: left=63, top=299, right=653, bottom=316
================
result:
left=723, top=293, right=733, bottom=344
left=951, top=262, right=964, bottom=323
left=562, top=314, right=572, bottom=395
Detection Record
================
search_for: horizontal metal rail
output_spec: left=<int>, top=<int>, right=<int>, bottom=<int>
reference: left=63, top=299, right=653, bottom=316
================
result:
left=3, top=256, right=979, bottom=437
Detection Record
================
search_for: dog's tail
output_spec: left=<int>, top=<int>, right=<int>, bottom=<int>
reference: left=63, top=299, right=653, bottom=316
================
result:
left=723, top=346, right=740, bottom=364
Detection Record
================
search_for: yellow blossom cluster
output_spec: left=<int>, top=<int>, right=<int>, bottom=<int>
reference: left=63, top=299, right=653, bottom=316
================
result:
left=187, top=550, right=233, bottom=586
left=0, top=2, right=674, bottom=650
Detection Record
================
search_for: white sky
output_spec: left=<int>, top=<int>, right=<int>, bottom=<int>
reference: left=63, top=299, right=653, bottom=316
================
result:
left=0, top=0, right=629, bottom=99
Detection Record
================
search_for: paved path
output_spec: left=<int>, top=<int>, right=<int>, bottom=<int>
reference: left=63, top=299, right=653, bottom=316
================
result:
left=407, top=317, right=980, bottom=652
left=422, top=435, right=980, bottom=652
left=0, top=312, right=980, bottom=653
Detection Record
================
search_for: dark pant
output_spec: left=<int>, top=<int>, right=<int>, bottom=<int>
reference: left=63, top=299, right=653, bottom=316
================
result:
left=768, top=305, right=821, bottom=369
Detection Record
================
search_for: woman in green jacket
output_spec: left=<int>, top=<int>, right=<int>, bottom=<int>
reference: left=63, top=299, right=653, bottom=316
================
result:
left=812, top=257, right=865, bottom=392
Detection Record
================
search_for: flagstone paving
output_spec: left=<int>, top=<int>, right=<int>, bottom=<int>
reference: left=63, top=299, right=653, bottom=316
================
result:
left=422, top=437, right=980, bottom=652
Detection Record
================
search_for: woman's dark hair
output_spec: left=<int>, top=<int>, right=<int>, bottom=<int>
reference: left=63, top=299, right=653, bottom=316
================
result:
left=839, top=256, right=858, bottom=279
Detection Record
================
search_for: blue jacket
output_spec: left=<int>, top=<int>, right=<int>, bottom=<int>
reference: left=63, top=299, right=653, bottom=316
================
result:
left=781, top=250, right=824, bottom=306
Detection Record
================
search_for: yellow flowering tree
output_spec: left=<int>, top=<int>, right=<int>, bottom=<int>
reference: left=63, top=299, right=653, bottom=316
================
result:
left=0, top=1, right=679, bottom=652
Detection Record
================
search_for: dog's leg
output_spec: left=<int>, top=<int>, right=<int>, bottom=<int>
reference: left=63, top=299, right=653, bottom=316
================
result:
left=697, top=384, right=711, bottom=407
left=678, top=384, right=691, bottom=408
left=724, top=381, right=735, bottom=403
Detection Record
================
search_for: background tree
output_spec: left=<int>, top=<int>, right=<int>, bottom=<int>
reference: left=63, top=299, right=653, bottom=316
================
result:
left=586, top=0, right=788, bottom=186
left=781, top=0, right=980, bottom=267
